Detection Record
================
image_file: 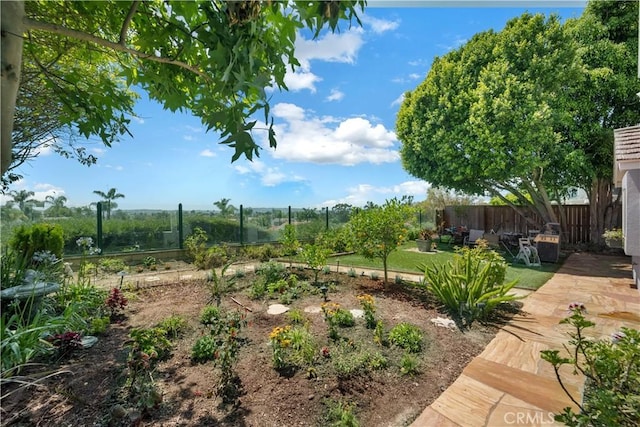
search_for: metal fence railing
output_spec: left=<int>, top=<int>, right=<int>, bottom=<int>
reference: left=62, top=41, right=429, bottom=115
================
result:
left=1, top=202, right=438, bottom=256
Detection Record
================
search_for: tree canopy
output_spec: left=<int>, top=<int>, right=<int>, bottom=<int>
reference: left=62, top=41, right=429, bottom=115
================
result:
left=1, top=0, right=366, bottom=179
left=397, top=13, right=582, bottom=226
left=397, top=3, right=639, bottom=236
left=349, top=197, right=414, bottom=284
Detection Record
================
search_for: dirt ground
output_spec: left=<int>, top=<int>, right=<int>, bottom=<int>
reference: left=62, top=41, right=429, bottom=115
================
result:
left=1, top=265, right=518, bottom=427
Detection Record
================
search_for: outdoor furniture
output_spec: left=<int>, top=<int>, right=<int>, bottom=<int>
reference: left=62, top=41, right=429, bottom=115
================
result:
left=464, top=229, right=485, bottom=246
left=440, top=227, right=467, bottom=246
left=483, top=233, right=500, bottom=248
left=514, top=238, right=541, bottom=267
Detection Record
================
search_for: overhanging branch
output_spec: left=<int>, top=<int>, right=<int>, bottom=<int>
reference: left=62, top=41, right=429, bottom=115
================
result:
left=119, top=1, right=140, bottom=44
left=23, top=16, right=210, bottom=81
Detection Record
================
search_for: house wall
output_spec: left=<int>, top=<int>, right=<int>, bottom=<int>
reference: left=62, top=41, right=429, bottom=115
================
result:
left=622, top=169, right=640, bottom=289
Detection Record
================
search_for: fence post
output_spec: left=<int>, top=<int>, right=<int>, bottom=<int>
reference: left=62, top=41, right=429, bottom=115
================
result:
left=288, top=206, right=292, bottom=225
left=325, top=207, right=329, bottom=230
left=419, top=211, right=422, bottom=228
left=239, top=204, right=244, bottom=245
left=96, top=202, right=103, bottom=251
left=178, top=203, right=183, bottom=249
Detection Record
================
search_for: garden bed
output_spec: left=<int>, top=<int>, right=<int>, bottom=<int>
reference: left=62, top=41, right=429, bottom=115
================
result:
left=1, top=268, right=518, bottom=426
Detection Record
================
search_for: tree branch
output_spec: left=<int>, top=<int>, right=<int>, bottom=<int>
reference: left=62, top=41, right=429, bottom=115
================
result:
left=119, top=1, right=140, bottom=44
left=23, top=17, right=210, bottom=81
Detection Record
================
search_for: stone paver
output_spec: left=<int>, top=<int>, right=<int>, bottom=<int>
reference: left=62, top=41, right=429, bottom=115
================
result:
left=411, top=252, right=639, bottom=427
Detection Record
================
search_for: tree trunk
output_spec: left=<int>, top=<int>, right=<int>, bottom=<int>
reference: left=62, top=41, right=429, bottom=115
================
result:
left=589, top=177, right=619, bottom=244
left=1, top=0, right=25, bottom=175
left=382, top=256, right=388, bottom=284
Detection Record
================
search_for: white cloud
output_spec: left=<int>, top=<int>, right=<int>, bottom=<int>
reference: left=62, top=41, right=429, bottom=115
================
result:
left=409, top=73, right=421, bottom=80
left=282, top=29, right=364, bottom=93
left=233, top=159, right=303, bottom=187
left=391, top=93, right=405, bottom=107
left=199, top=149, right=216, bottom=157
left=1, top=181, right=67, bottom=205
left=320, top=180, right=430, bottom=208
left=284, top=70, right=322, bottom=93
left=91, top=147, right=107, bottom=155
left=361, top=15, right=400, bottom=34
left=326, top=89, right=345, bottom=102
left=104, top=164, right=124, bottom=171
left=33, top=183, right=66, bottom=202
left=267, top=103, right=398, bottom=166
left=132, top=116, right=145, bottom=124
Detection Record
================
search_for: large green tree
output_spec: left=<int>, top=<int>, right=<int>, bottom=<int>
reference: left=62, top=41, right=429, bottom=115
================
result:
left=1, top=0, right=365, bottom=179
left=562, top=0, right=640, bottom=242
left=397, top=13, right=582, bottom=229
left=397, top=4, right=640, bottom=240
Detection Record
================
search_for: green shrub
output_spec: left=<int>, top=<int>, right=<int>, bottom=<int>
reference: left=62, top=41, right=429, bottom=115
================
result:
left=205, top=245, right=228, bottom=268
left=143, top=256, right=157, bottom=268
left=331, top=341, right=375, bottom=378
left=200, top=305, right=221, bottom=326
left=129, top=327, right=172, bottom=361
left=191, top=335, right=217, bottom=363
left=269, top=325, right=317, bottom=371
left=185, top=227, right=209, bottom=268
left=256, top=261, right=286, bottom=284
left=418, top=245, right=519, bottom=327
left=98, top=258, right=127, bottom=273
left=388, top=323, right=423, bottom=353
left=300, top=243, right=332, bottom=285
left=399, top=352, right=420, bottom=376
left=157, top=315, right=188, bottom=339
left=10, top=223, right=64, bottom=263
left=286, top=309, right=306, bottom=325
left=541, top=308, right=640, bottom=427
left=248, top=279, right=267, bottom=300
left=323, top=398, right=360, bottom=427
left=333, top=308, right=355, bottom=327
left=347, top=268, right=357, bottom=278
left=89, top=316, right=110, bottom=335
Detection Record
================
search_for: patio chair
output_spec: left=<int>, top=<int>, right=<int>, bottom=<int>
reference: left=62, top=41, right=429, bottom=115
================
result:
left=514, top=238, right=541, bottom=267
left=463, top=229, right=485, bottom=247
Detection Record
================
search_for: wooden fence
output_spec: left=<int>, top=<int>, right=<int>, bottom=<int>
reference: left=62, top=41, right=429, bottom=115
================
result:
left=435, top=204, right=618, bottom=245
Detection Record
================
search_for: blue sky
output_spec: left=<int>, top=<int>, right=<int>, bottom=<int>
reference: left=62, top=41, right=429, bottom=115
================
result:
left=4, top=2, right=586, bottom=211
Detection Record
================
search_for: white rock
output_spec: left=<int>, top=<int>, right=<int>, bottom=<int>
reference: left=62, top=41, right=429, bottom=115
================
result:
left=267, top=304, right=290, bottom=315
left=304, top=306, right=322, bottom=314
left=350, top=309, right=364, bottom=318
left=430, top=317, right=457, bottom=329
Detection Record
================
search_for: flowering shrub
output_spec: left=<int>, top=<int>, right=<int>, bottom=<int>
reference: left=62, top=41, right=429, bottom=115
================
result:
left=269, top=325, right=316, bottom=371
left=357, top=294, right=376, bottom=329
left=567, top=302, right=586, bottom=313
left=322, top=302, right=354, bottom=340
left=541, top=307, right=640, bottom=427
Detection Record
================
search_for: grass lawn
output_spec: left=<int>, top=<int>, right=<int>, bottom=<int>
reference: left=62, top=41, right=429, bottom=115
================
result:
left=328, top=242, right=563, bottom=291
